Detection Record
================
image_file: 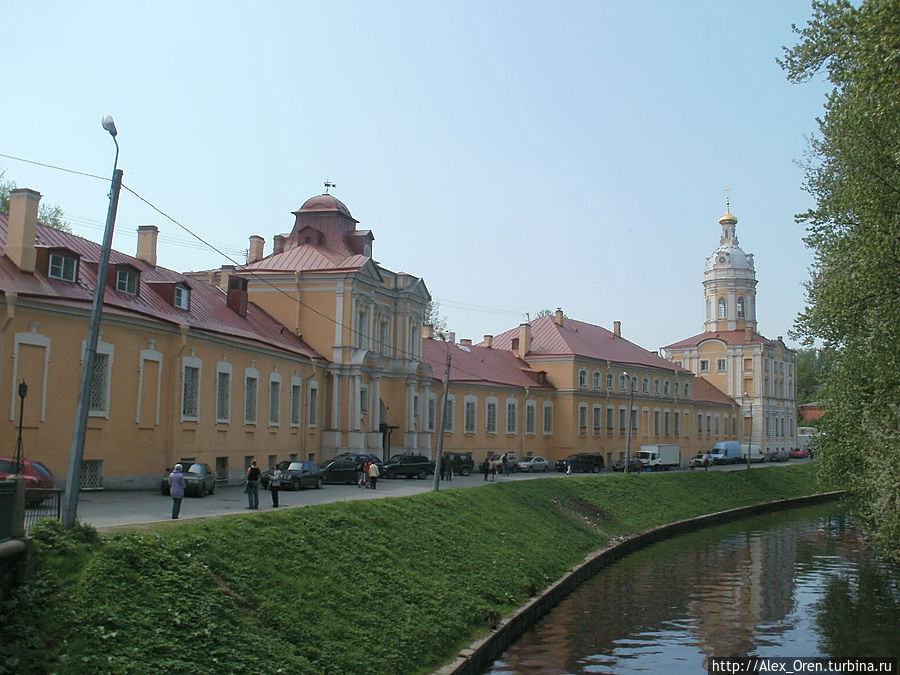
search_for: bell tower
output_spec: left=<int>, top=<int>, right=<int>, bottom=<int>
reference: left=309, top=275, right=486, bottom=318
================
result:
left=702, top=203, right=758, bottom=333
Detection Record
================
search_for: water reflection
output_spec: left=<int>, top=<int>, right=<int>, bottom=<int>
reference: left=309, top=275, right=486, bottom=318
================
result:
left=488, top=504, right=899, bottom=674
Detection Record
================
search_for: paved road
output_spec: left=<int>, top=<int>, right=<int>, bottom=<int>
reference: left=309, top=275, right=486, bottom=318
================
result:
left=69, top=460, right=803, bottom=531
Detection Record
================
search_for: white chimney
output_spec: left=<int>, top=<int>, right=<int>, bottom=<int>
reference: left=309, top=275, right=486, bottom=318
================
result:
left=136, top=225, right=159, bottom=266
left=248, top=235, right=265, bottom=263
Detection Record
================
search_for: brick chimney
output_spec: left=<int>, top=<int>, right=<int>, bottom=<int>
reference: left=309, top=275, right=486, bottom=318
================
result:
left=248, top=235, right=265, bottom=263
left=423, top=324, right=434, bottom=340
left=518, top=322, right=531, bottom=359
left=483, top=334, right=493, bottom=349
left=136, top=225, right=158, bottom=266
left=460, top=338, right=472, bottom=347
left=554, top=308, right=564, bottom=326
left=227, top=276, right=248, bottom=316
left=613, top=321, right=621, bottom=337
left=273, top=234, right=286, bottom=255
left=6, top=188, right=40, bottom=273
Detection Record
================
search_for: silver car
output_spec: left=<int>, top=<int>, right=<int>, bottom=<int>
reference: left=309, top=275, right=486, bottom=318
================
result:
left=517, top=456, right=551, bottom=472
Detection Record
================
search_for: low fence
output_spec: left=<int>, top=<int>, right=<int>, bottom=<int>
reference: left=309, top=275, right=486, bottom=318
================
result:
left=24, top=489, right=62, bottom=532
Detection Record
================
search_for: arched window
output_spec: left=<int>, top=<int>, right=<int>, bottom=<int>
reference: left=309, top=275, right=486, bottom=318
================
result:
left=718, top=297, right=727, bottom=319
left=737, top=297, right=745, bottom=317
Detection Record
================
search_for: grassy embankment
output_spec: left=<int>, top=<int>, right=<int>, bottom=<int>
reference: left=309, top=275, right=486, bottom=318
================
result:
left=1, top=463, right=823, bottom=674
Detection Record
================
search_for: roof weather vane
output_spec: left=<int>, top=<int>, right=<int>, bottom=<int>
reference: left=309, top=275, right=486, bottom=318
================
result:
left=324, top=180, right=336, bottom=194
left=723, top=185, right=732, bottom=212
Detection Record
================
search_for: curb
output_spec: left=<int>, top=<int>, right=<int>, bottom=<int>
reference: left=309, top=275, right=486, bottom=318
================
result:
left=434, top=490, right=846, bottom=675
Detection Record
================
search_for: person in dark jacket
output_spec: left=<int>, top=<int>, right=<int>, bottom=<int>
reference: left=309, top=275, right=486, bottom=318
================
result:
left=246, top=460, right=261, bottom=509
left=169, top=464, right=186, bottom=519
left=269, top=464, right=282, bottom=507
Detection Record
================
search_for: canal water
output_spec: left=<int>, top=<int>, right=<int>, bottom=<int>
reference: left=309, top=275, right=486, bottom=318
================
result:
left=487, top=503, right=900, bottom=674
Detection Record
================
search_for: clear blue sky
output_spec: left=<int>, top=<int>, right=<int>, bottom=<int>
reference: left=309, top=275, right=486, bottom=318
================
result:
left=1, top=0, right=828, bottom=352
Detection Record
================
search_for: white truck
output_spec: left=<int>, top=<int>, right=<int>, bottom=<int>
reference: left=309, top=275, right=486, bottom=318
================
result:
left=636, top=444, right=681, bottom=471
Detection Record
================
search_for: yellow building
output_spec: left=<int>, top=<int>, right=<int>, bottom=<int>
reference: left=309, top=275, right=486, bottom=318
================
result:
left=1, top=188, right=325, bottom=489
left=187, top=191, right=434, bottom=459
left=663, top=205, right=797, bottom=454
left=423, top=310, right=739, bottom=468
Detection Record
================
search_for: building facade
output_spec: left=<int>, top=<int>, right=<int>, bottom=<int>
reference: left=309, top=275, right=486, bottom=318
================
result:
left=663, top=205, right=797, bottom=454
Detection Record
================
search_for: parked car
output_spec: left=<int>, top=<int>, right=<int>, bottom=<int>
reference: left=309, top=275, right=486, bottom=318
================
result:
left=327, top=452, right=385, bottom=474
left=690, top=453, right=713, bottom=468
left=261, top=461, right=324, bottom=490
left=556, top=453, right=606, bottom=473
left=382, top=454, right=435, bottom=479
left=612, top=457, right=643, bottom=472
left=0, top=457, right=55, bottom=505
left=443, top=451, right=474, bottom=476
left=767, top=449, right=790, bottom=462
left=160, top=462, right=217, bottom=497
left=320, top=458, right=361, bottom=485
left=517, top=456, right=551, bottom=472
left=789, top=447, right=810, bottom=459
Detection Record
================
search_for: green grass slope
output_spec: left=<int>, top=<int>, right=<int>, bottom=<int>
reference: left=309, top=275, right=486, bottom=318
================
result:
left=2, top=464, right=822, bottom=674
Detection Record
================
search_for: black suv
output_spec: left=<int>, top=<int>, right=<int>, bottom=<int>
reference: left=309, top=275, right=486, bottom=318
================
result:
left=555, top=453, right=605, bottom=473
left=382, top=454, right=435, bottom=479
left=443, top=452, right=474, bottom=476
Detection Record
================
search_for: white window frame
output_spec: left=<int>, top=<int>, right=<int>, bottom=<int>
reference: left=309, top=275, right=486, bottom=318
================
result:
left=578, top=403, right=588, bottom=436
left=464, top=396, right=477, bottom=434
left=716, top=358, right=727, bottom=372
left=542, top=401, right=553, bottom=435
left=48, top=252, right=76, bottom=281
left=268, top=373, right=282, bottom=427
left=506, top=398, right=518, bottom=435
left=181, top=355, right=201, bottom=422
left=174, top=285, right=190, bottom=310
left=592, top=371, right=601, bottom=389
left=592, top=405, right=602, bottom=434
left=244, top=368, right=259, bottom=425
left=486, top=397, right=498, bottom=435
left=578, top=369, right=587, bottom=388
left=308, top=381, right=319, bottom=427
left=525, top=400, right=536, bottom=435
left=216, top=361, right=232, bottom=423
left=443, top=394, right=455, bottom=433
left=116, top=268, right=138, bottom=295
left=290, top=376, right=302, bottom=428
left=87, top=340, right=115, bottom=418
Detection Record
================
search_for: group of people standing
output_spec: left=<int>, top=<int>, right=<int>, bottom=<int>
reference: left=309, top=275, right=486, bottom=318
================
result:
left=355, top=457, right=381, bottom=489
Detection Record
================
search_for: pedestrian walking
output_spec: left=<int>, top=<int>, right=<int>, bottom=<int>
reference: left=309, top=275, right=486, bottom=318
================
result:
left=442, top=455, right=452, bottom=481
left=703, top=457, right=709, bottom=471
left=502, top=454, right=509, bottom=477
left=566, top=456, right=573, bottom=475
left=245, top=460, right=260, bottom=509
left=367, top=460, right=380, bottom=490
left=169, top=463, right=186, bottom=519
left=482, top=457, right=490, bottom=481
left=270, top=463, right=282, bottom=507
left=356, top=457, right=366, bottom=488
left=490, top=458, right=497, bottom=482
left=363, top=460, right=372, bottom=488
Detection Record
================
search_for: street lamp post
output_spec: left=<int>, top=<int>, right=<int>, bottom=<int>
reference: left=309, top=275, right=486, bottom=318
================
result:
left=432, top=334, right=452, bottom=492
left=63, top=115, right=122, bottom=528
left=624, top=372, right=635, bottom=473
left=11, top=380, right=28, bottom=538
left=744, top=392, right=753, bottom=470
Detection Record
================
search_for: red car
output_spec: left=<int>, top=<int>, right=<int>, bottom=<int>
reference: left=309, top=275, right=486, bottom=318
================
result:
left=788, top=447, right=810, bottom=459
left=0, top=456, right=56, bottom=504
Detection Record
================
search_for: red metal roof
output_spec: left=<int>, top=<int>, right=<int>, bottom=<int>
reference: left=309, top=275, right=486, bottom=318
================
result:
left=689, top=377, right=739, bottom=407
left=421, top=339, right=552, bottom=390
left=489, top=315, right=691, bottom=373
left=663, top=329, right=781, bottom=350
left=0, top=214, right=323, bottom=361
left=241, top=245, right=369, bottom=273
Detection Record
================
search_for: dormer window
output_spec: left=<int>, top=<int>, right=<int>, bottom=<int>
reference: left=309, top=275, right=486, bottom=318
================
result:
left=174, top=285, right=191, bottom=310
left=116, top=268, right=139, bottom=295
left=48, top=253, right=77, bottom=281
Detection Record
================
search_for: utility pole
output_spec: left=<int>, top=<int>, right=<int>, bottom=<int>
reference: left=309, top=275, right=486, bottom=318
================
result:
left=432, top=335, right=452, bottom=491
left=64, top=116, right=121, bottom=528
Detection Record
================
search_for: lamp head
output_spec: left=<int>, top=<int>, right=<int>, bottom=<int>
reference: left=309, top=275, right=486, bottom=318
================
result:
left=101, top=114, right=118, bottom=138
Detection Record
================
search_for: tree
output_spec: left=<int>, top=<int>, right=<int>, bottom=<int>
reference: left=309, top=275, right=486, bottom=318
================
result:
left=779, top=0, right=900, bottom=562
left=0, top=169, right=72, bottom=233
left=795, top=347, right=837, bottom=403
left=424, top=300, right=448, bottom=334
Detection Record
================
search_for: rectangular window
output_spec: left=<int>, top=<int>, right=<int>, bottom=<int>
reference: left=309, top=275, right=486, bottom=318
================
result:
left=654, top=410, right=660, bottom=435
left=706, top=414, right=711, bottom=432
left=698, top=413, right=703, bottom=432
left=182, top=365, right=199, bottom=420
left=49, top=253, right=76, bottom=281
left=269, top=380, right=281, bottom=426
left=700, top=360, right=710, bottom=373
left=116, top=268, right=138, bottom=295
left=607, top=406, right=614, bottom=431
left=674, top=411, right=680, bottom=436
left=526, top=402, right=536, bottom=435
left=427, top=396, right=435, bottom=431
left=664, top=411, right=671, bottom=435
left=216, top=371, right=231, bottom=422
left=592, top=406, right=602, bottom=434
left=714, top=414, right=720, bottom=435
left=607, top=373, right=614, bottom=389
left=308, top=385, right=318, bottom=427
left=464, top=400, right=476, bottom=433
left=631, top=408, right=638, bottom=431
left=716, top=358, right=727, bottom=372
left=579, top=405, right=588, bottom=435
left=379, top=321, right=388, bottom=356
left=357, top=310, right=367, bottom=349
left=506, top=401, right=517, bottom=434
left=244, top=376, right=258, bottom=424
left=744, top=358, right=753, bottom=371
left=619, top=408, right=627, bottom=433
left=360, top=386, right=368, bottom=414
left=290, top=383, right=301, bottom=427
left=89, top=352, right=110, bottom=414
left=543, top=404, right=553, bottom=434
left=486, top=401, right=497, bottom=434
left=444, top=398, right=455, bottom=432
left=174, top=286, right=190, bottom=310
